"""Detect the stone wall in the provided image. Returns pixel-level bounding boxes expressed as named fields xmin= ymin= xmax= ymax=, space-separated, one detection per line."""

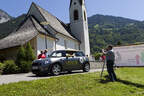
xmin=90 ymin=61 xmax=106 ymax=69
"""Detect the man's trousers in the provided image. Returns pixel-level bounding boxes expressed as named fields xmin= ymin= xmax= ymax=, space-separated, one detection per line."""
xmin=106 ymin=60 xmax=117 ymax=81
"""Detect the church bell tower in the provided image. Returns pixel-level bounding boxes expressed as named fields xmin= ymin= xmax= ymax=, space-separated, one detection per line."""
xmin=69 ymin=0 xmax=90 ymax=56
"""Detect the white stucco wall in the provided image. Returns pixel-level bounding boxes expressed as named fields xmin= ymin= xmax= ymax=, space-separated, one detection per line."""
xmin=56 ymin=34 xmax=79 ymax=50
xmin=37 ymin=34 xmax=55 ymax=55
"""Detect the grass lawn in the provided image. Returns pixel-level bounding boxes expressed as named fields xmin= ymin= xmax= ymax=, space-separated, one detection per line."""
xmin=0 ymin=68 xmax=144 ymax=96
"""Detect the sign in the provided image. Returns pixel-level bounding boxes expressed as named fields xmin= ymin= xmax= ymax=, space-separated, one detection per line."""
xmin=40 ymin=21 xmax=49 ymax=25
xmin=114 ymin=44 xmax=144 ymax=66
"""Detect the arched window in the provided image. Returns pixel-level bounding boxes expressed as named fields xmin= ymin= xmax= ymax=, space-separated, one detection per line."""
xmin=74 ymin=10 xmax=79 ymax=20
xmin=84 ymin=11 xmax=87 ymax=21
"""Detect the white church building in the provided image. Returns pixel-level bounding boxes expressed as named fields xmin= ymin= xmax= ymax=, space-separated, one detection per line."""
xmin=0 ymin=0 xmax=90 ymax=59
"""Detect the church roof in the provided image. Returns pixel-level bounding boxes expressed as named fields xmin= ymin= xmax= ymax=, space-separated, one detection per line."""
xmin=0 ymin=16 xmax=56 ymax=50
xmin=32 ymin=3 xmax=78 ymax=41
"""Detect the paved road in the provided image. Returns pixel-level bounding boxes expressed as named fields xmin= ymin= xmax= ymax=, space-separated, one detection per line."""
xmin=0 ymin=69 xmax=103 ymax=85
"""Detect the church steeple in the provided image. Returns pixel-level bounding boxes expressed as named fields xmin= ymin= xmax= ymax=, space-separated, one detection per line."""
xmin=69 ymin=0 xmax=90 ymax=56
xmin=70 ymin=0 xmax=84 ymax=8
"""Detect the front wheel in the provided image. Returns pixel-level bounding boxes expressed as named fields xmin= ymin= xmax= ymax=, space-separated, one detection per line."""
xmin=83 ymin=63 xmax=90 ymax=72
xmin=51 ymin=64 xmax=62 ymax=76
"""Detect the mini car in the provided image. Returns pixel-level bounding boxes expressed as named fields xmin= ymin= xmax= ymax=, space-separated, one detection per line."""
xmin=32 ymin=50 xmax=90 ymax=76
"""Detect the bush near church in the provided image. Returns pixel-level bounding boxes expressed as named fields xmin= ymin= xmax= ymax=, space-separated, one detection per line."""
xmin=0 ymin=62 xmax=4 ymax=74
xmin=16 ymin=42 xmax=36 ymax=73
xmin=0 ymin=42 xmax=36 ymax=74
xmin=2 ymin=60 xmax=19 ymax=74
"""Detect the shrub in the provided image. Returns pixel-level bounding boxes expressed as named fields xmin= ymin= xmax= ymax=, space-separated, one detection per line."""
xmin=19 ymin=60 xmax=32 ymax=73
xmin=0 ymin=62 xmax=4 ymax=74
xmin=3 ymin=60 xmax=19 ymax=74
xmin=16 ymin=46 xmax=26 ymax=65
xmin=25 ymin=42 xmax=36 ymax=61
xmin=93 ymin=53 xmax=102 ymax=60
xmin=16 ymin=43 xmax=36 ymax=73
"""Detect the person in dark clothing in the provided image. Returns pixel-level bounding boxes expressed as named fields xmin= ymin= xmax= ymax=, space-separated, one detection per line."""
xmin=103 ymin=45 xmax=117 ymax=82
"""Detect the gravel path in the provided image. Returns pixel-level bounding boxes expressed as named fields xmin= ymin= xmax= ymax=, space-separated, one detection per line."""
xmin=0 ymin=69 xmax=103 ymax=85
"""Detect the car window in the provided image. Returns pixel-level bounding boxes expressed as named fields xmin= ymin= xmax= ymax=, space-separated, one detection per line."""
xmin=66 ymin=51 xmax=74 ymax=57
xmin=50 ymin=51 xmax=66 ymax=57
xmin=75 ymin=52 xmax=85 ymax=57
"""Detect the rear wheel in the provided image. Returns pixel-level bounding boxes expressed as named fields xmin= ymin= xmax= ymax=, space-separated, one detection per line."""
xmin=51 ymin=64 xmax=62 ymax=76
xmin=83 ymin=63 xmax=90 ymax=72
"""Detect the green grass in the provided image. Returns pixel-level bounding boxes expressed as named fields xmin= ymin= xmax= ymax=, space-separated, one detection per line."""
xmin=1 ymin=68 xmax=144 ymax=96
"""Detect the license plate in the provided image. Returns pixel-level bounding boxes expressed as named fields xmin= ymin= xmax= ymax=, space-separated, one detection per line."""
xmin=32 ymin=66 xmax=38 ymax=70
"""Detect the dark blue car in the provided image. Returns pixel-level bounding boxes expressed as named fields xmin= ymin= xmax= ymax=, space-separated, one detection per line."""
xmin=32 ymin=50 xmax=90 ymax=76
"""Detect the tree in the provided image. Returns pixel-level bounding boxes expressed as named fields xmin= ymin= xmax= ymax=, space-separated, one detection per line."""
xmin=25 ymin=42 xmax=36 ymax=61
xmin=16 ymin=42 xmax=36 ymax=73
xmin=16 ymin=46 xmax=26 ymax=66
xmin=117 ymin=41 xmax=122 ymax=46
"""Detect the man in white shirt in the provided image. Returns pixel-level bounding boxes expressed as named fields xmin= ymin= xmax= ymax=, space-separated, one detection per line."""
xmin=103 ymin=45 xmax=117 ymax=82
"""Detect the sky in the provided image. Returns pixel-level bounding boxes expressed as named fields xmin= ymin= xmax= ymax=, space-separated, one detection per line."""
xmin=0 ymin=0 xmax=144 ymax=23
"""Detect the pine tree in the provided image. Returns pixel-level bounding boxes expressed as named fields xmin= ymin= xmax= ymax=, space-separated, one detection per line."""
xmin=16 ymin=43 xmax=36 ymax=73
xmin=16 ymin=46 xmax=26 ymax=65
xmin=117 ymin=41 xmax=122 ymax=46
xmin=25 ymin=42 xmax=36 ymax=61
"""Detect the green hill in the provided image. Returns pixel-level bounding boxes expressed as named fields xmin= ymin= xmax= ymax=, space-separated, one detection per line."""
xmin=88 ymin=14 xmax=144 ymax=53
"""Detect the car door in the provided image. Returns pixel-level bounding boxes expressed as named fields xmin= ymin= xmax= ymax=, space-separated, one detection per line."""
xmin=71 ymin=56 xmax=82 ymax=70
xmin=73 ymin=52 xmax=85 ymax=70
xmin=62 ymin=51 xmax=79 ymax=70
xmin=63 ymin=56 xmax=77 ymax=70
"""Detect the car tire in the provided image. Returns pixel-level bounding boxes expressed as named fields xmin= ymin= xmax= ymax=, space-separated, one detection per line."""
xmin=83 ymin=63 xmax=90 ymax=72
xmin=51 ymin=64 xmax=62 ymax=76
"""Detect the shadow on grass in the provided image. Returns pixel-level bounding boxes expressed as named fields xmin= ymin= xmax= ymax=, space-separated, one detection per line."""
xmin=99 ymin=75 xmax=144 ymax=89
xmin=28 ymin=71 xmax=83 ymax=77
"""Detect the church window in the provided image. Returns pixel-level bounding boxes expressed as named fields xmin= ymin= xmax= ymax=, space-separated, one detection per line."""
xmin=74 ymin=10 xmax=79 ymax=20
xmin=84 ymin=11 xmax=86 ymax=21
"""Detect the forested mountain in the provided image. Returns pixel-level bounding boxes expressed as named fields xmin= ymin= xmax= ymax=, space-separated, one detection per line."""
xmin=0 ymin=9 xmax=12 ymax=23
xmin=0 ymin=14 xmax=26 ymax=39
xmin=88 ymin=14 xmax=144 ymax=53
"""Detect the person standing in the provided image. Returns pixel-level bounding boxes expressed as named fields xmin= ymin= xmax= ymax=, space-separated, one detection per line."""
xmin=103 ymin=45 xmax=117 ymax=82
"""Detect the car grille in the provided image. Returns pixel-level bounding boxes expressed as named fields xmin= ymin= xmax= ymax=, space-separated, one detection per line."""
xmin=32 ymin=62 xmax=41 ymax=66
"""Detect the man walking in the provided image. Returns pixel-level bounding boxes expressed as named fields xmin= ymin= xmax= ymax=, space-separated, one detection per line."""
xmin=103 ymin=45 xmax=117 ymax=82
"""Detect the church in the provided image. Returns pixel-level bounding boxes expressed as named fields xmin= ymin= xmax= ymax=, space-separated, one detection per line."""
xmin=0 ymin=0 xmax=90 ymax=60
